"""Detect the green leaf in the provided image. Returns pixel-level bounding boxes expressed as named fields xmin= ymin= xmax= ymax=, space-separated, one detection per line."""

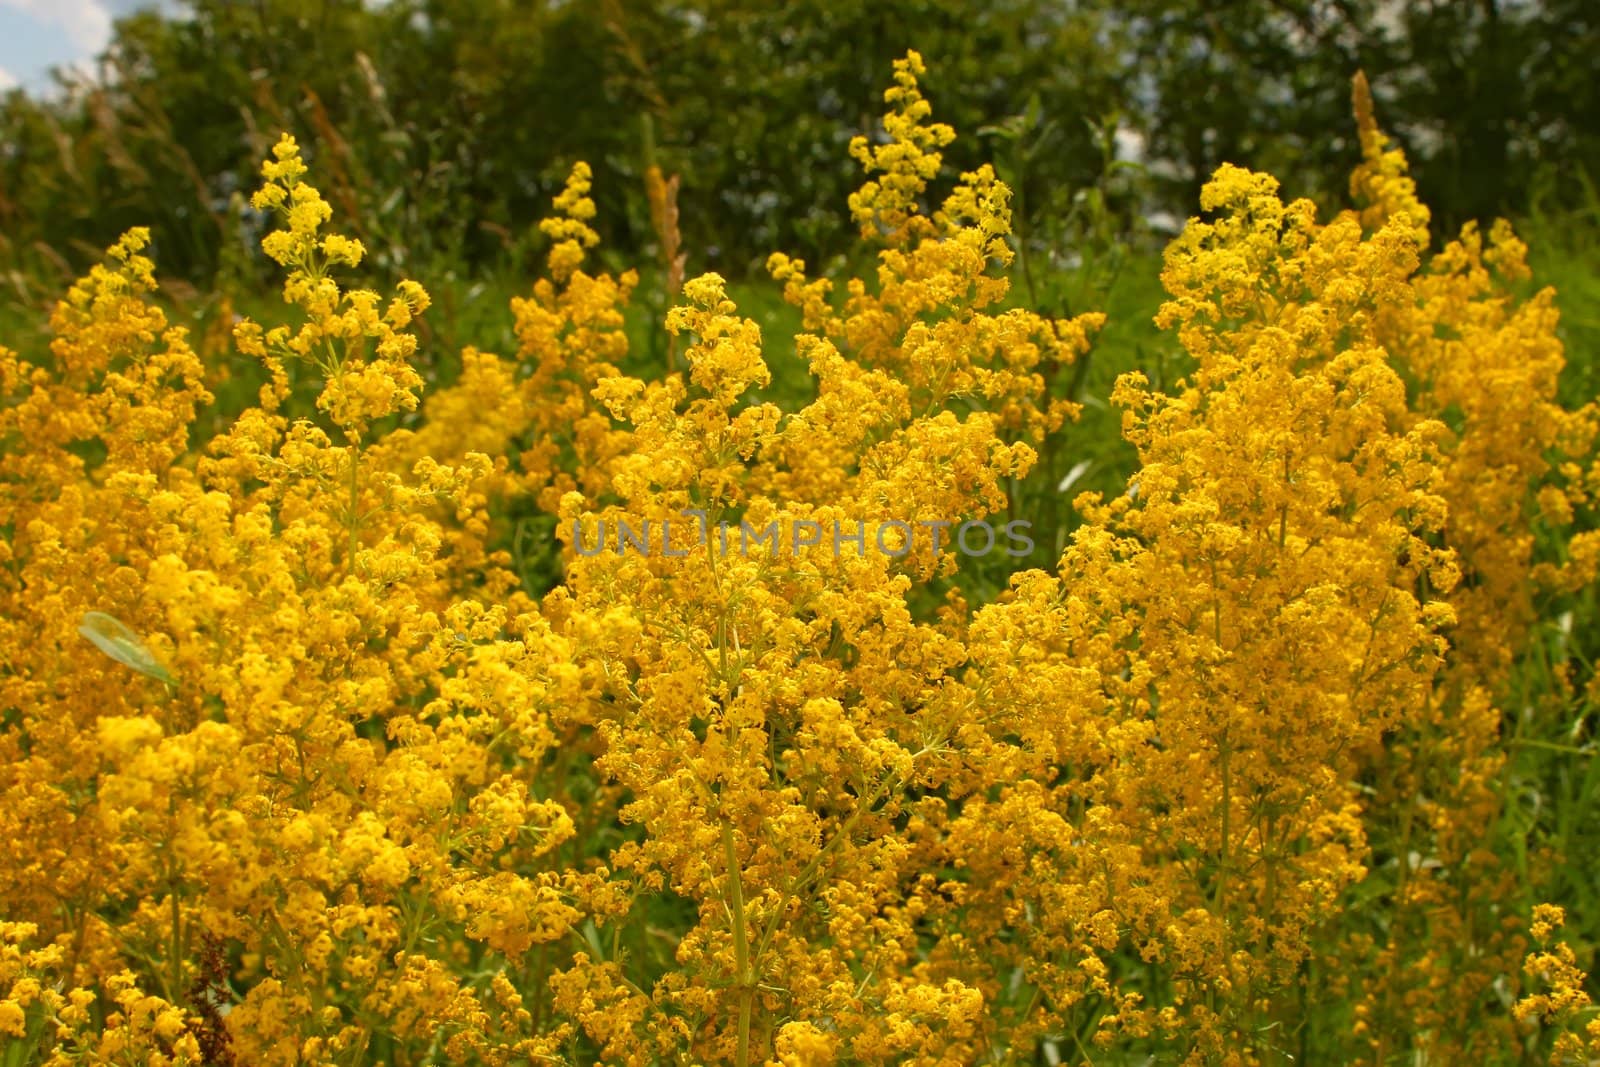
xmin=77 ymin=611 xmax=175 ymax=686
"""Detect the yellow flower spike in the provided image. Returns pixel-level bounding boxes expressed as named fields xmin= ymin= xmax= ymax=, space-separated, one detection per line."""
xmin=541 ymin=162 xmax=602 ymax=283
xmin=1350 ymin=70 xmax=1431 ymax=248
xmin=847 ymin=50 xmax=955 ymax=246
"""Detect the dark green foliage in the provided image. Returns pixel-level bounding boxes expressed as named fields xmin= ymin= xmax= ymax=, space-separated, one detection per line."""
xmin=1 ymin=0 xmax=1594 ymax=296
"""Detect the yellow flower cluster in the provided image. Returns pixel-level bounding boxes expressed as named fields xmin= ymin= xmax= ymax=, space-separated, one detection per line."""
xmin=1516 ymin=905 xmax=1600 ymax=1065
xmin=0 ymin=54 xmax=1594 ymax=1066
xmin=1 ymin=921 xmax=199 ymax=1065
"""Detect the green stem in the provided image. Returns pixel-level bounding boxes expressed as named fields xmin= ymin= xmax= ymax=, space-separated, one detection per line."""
xmin=167 ymin=790 xmax=184 ymax=1003
xmin=170 ymin=883 xmax=183 ymax=1004
xmin=722 ymin=818 xmax=753 ymax=1067
xmin=347 ymin=440 xmax=362 ymax=570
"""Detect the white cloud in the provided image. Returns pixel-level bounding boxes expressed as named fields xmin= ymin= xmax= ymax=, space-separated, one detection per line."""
xmin=0 ymin=65 xmax=16 ymax=90
xmin=0 ymin=0 xmax=113 ymax=55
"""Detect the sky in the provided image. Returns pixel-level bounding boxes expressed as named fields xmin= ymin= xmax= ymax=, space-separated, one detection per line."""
xmin=0 ymin=0 xmax=162 ymax=93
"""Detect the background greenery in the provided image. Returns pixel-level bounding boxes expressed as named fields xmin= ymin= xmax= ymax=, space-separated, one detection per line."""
xmin=2 ymin=0 xmax=1597 ymax=289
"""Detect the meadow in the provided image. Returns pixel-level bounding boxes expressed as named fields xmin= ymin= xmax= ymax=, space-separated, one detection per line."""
xmin=2 ymin=15 xmax=1600 ymax=1066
